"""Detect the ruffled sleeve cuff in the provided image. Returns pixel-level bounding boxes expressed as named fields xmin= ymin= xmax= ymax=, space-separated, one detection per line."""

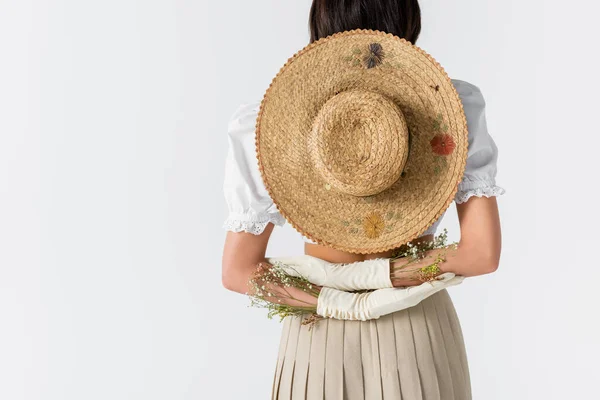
xmin=454 ymin=177 xmax=506 ymax=204
xmin=222 ymin=212 xmax=286 ymax=235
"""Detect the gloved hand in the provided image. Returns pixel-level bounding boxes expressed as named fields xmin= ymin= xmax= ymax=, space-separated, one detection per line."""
xmin=266 ymin=254 xmax=393 ymax=291
xmin=316 ymin=272 xmax=465 ymax=321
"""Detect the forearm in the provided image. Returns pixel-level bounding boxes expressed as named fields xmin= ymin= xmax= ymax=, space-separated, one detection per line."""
xmin=390 ymin=240 xmax=498 ymax=287
xmin=223 ymin=258 xmax=319 ymax=309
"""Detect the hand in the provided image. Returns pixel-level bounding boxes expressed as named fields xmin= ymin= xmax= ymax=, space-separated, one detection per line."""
xmin=266 ymin=255 xmax=393 ymax=291
xmin=316 ymin=272 xmax=465 ymax=321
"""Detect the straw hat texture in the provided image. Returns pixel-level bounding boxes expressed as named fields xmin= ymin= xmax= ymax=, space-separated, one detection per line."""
xmin=255 ymin=29 xmax=468 ymax=254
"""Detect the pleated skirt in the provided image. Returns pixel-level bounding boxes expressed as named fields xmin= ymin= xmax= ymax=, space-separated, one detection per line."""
xmin=271 ymin=289 xmax=471 ymax=400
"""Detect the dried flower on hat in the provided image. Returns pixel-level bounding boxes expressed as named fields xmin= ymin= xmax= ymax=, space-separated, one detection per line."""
xmin=363 ymin=42 xmax=385 ymax=69
xmin=430 ymin=133 xmax=456 ymax=156
xmin=363 ymin=211 xmax=385 ymax=239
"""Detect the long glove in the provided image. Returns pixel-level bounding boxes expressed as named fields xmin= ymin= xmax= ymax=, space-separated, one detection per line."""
xmin=266 ymin=255 xmax=393 ymax=291
xmin=316 ymin=272 xmax=465 ymax=321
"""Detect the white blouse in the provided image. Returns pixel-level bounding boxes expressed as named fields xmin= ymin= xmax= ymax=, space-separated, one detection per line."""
xmin=222 ymin=79 xmax=506 ymax=243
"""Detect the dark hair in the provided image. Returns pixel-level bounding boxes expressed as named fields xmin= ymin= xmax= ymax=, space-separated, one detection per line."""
xmin=309 ymin=0 xmax=421 ymax=44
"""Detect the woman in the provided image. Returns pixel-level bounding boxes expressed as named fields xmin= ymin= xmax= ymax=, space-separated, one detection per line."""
xmin=221 ymin=1 xmax=504 ymax=399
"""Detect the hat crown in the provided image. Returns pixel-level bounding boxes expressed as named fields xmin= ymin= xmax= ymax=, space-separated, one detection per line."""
xmin=308 ymin=89 xmax=409 ymax=197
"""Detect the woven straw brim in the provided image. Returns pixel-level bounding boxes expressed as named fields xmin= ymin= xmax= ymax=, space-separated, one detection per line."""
xmin=256 ymin=29 xmax=468 ymax=254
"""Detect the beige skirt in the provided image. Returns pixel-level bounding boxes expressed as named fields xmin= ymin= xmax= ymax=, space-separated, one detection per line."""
xmin=271 ymin=289 xmax=471 ymax=400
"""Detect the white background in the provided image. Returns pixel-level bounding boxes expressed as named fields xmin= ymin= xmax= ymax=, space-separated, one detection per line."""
xmin=1 ymin=0 xmax=599 ymax=399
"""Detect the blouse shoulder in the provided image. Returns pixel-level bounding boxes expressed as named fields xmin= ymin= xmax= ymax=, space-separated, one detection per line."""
xmin=451 ymin=79 xmax=482 ymax=96
xmin=450 ymin=79 xmax=506 ymax=203
xmin=227 ymin=101 xmax=261 ymax=131
xmin=222 ymin=101 xmax=286 ymax=235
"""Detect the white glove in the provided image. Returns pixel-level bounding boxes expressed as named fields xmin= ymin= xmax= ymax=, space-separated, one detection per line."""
xmin=266 ymin=255 xmax=393 ymax=291
xmin=316 ymin=272 xmax=465 ymax=321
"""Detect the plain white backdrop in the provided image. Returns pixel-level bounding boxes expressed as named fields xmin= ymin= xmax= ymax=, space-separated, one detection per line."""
xmin=1 ymin=0 xmax=599 ymax=399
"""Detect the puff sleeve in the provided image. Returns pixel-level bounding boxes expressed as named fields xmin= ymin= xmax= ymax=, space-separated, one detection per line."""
xmin=453 ymin=80 xmax=506 ymax=204
xmin=222 ymin=101 xmax=286 ymax=234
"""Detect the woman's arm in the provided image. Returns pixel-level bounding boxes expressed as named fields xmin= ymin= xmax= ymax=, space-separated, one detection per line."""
xmin=220 ymin=196 xmax=502 ymax=319
xmin=390 ymin=196 xmax=502 ymax=287
xmin=221 ymin=223 xmax=319 ymax=308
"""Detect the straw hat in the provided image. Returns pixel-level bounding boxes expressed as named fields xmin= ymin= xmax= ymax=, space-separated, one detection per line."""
xmin=255 ymin=29 xmax=468 ymax=254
